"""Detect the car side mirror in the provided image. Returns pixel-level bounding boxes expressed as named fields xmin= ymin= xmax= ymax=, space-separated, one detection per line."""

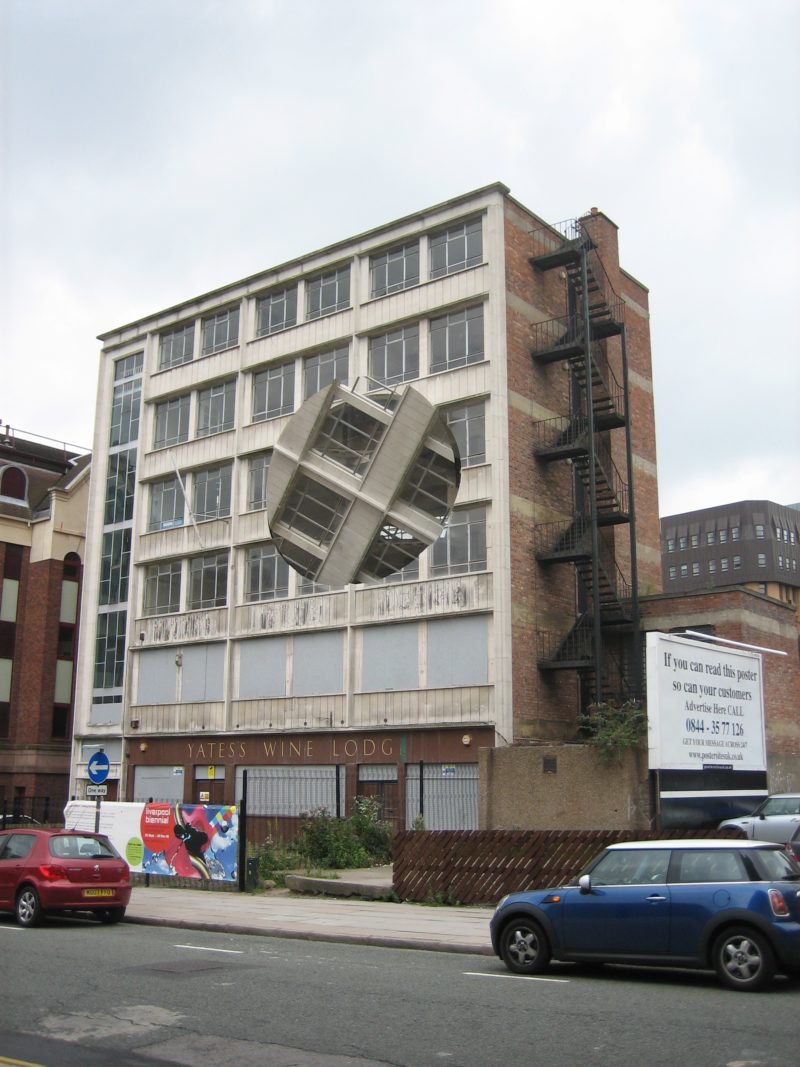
xmin=578 ymin=874 xmax=592 ymax=895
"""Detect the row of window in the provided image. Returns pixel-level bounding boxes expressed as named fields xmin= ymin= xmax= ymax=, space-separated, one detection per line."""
xmin=143 ymin=399 xmax=486 ymax=535
xmin=666 ymin=524 xmax=798 ymax=551
xmin=141 ymin=504 xmax=488 ymax=616
xmin=157 ymin=217 xmax=483 ymax=371
xmin=667 ymin=554 xmax=799 ymax=580
xmin=150 ymin=307 xmax=485 ymax=452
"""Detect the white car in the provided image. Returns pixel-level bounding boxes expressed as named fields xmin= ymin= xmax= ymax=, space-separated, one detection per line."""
xmin=719 ymin=794 xmax=800 ymax=843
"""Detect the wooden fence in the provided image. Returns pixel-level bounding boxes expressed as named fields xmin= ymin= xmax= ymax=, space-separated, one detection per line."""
xmin=392 ymin=828 xmax=744 ymax=905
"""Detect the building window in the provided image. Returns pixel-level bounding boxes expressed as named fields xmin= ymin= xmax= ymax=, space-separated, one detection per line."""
xmin=666 ymin=537 xmax=675 ymax=552
xmin=245 ymin=543 xmax=289 ymax=602
xmin=189 ymin=551 xmax=229 ymax=609
xmin=365 ymin=524 xmax=426 ymax=580
xmin=755 ymin=524 xmax=765 ymax=539
xmin=680 ymin=564 xmax=688 ymax=577
xmin=757 ymin=553 xmax=767 ymax=567
xmin=721 ymin=557 xmax=729 ymax=571
xmin=99 ymin=529 xmax=131 ymax=606
xmin=149 ymin=477 xmax=185 ymax=531
xmin=369 ymin=324 xmax=419 ymax=386
xmin=733 ymin=555 xmax=742 ymax=569
xmin=775 ymin=527 xmax=783 ymax=541
xmin=690 ymin=533 xmax=699 ymax=548
xmin=104 ymin=449 xmax=137 ymax=525
xmin=256 ymin=287 xmax=297 ymax=337
xmin=143 ymin=561 xmax=182 ymax=616
xmin=429 ymin=217 xmax=482 ymax=279
xmin=304 ymin=345 xmax=349 ymax=399
xmin=719 ymin=529 xmax=728 ymax=543
xmin=306 ymin=266 xmax=350 ymax=320
xmin=202 ymin=307 xmax=240 ymax=354
xmin=154 ymin=394 xmax=190 ymax=448
xmin=668 ymin=566 xmax=677 ymax=580
xmin=114 ymin=353 xmax=143 ymax=381
xmin=197 ymin=380 xmax=235 ymax=438
xmin=731 ymin=526 xmax=740 ymax=541
xmin=778 ymin=555 xmax=783 ymax=568
xmin=692 ymin=561 xmax=700 ymax=576
xmin=110 ymin=378 xmax=142 ymax=447
xmin=444 ymin=401 xmax=485 ymax=468
xmin=94 ymin=610 xmax=127 ymax=689
xmin=706 ymin=531 xmax=715 ymax=545
xmin=159 ymin=323 xmax=195 ymax=370
xmin=311 ymin=402 xmax=386 ymax=477
xmin=430 ymin=505 xmax=486 ymax=576
xmin=0 ymin=466 xmax=26 ymax=500
xmin=429 ymin=305 xmax=484 ymax=373
xmin=708 ymin=559 xmax=717 ymax=574
xmin=399 ymin=447 xmax=458 ymax=522
xmin=757 ymin=582 xmax=767 ymax=594
xmin=253 ymin=363 xmax=295 ymax=421
xmin=51 ymin=705 xmax=70 ymax=739
xmin=193 ymin=464 xmax=232 ymax=521
xmin=280 ymin=475 xmax=349 ymax=548
xmin=370 ymin=242 xmax=420 ymax=297
xmin=247 ymin=452 xmax=272 ymax=511
xmin=678 ymin=536 xmax=687 ymax=550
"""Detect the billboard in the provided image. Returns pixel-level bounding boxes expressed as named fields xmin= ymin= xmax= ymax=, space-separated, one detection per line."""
xmin=64 ymin=800 xmax=238 ymax=882
xmin=645 ymin=632 xmax=766 ymax=773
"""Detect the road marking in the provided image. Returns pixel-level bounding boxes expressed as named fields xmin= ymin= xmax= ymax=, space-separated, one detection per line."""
xmin=0 ymin=927 xmax=24 ymax=934
xmin=0 ymin=1056 xmax=46 ymax=1067
xmin=174 ymin=943 xmax=243 ymax=954
xmin=464 ymin=971 xmax=570 ymax=984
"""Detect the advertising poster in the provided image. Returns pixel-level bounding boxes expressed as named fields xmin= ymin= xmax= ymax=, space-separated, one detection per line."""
xmin=65 ymin=801 xmax=238 ymax=882
xmin=645 ymin=632 xmax=767 ymax=773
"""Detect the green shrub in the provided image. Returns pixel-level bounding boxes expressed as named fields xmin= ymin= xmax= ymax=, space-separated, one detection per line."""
xmin=580 ymin=699 xmax=647 ymax=756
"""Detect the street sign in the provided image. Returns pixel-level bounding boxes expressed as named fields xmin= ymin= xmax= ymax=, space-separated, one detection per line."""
xmin=87 ymin=751 xmax=110 ymax=785
xmin=86 ymin=785 xmax=108 ymax=797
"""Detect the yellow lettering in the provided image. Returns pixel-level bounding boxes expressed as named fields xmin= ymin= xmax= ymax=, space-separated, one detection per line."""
xmin=363 ymin=739 xmax=375 ymax=757
xmin=289 ymin=740 xmax=302 ymax=758
xmin=381 ymin=738 xmax=393 ymax=756
xmin=263 ymin=740 xmax=277 ymax=758
xmin=344 ymin=739 xmax=358 ymax=758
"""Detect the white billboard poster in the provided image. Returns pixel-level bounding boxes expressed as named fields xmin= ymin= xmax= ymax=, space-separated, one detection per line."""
xmin=646 ymin=632 xmax=766 ymax=772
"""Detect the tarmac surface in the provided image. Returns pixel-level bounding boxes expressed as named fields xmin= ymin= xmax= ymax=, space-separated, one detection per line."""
xmin=125 ymin=866 xmax=495 ymax=956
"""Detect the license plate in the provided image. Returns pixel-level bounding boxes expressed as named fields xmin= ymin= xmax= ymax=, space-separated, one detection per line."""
xmin=83 ymin=889 xmax=114 ymax=898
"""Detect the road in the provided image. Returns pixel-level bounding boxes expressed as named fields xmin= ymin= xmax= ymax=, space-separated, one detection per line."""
xmin=0 ymin=915 xmax=797 ymax=1067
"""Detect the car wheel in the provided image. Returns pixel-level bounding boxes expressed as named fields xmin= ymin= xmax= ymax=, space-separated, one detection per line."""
xmin=499 ymin=919 xmax=552 ymax=975
xmin=15 ymin=886 xmax=43 ymax=928
xmin=98 ymin=907 xmax=126 ymax=924
xmin=713 ymin=927 xmax=776 ymax=992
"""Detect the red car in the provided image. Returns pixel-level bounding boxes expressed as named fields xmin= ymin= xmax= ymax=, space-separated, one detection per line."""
xmin=0 ymin=828 xmax=131 ymax=927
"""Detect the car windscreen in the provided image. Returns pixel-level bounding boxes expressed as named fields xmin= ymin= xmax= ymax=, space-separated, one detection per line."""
xmin=49 ymin=835 xmax=120 ymax=860
xmin=748 ymin=847 xmax=800 ymax=881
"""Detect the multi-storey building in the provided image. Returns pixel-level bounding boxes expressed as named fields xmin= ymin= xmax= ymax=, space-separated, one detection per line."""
xmin=70 ymin=183 xmax=660 ymax=829
xmin=0 ymin=425 xmax=89 ymax=817
xmin=661 ymin=502 xmax=800 ymax=617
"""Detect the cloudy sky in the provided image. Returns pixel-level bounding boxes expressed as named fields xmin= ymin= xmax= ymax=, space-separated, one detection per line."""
xmin=2 ymin=0 xmax=798 ymax=516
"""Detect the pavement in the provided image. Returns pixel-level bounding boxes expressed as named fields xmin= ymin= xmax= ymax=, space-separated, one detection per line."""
xmin=125 ymin=866 xmax=494 ymax=956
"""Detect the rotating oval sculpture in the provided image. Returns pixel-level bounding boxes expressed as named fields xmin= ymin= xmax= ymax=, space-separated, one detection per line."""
xmin=265 ymin=382 xmax=461 ymax=587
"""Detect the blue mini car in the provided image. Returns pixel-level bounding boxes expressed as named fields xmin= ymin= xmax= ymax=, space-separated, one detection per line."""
xmin=490 ymin=839 xmax=800 ymax=991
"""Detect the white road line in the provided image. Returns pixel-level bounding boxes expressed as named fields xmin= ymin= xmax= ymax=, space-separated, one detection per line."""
xmin=174 ymin=943 xmax=243 ymax=954
xmin=464 ymin=971 xmax=570 ymax=984
xmin=0 ymin=927 xmax=24 ymax=934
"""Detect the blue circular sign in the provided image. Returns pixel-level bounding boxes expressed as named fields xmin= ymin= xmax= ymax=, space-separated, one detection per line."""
xmin=87 ymin=751 xmax=110 ymax=785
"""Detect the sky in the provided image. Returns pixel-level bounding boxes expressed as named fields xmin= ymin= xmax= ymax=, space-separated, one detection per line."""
xmin=2 ymin=0 xmax=798 ymax=517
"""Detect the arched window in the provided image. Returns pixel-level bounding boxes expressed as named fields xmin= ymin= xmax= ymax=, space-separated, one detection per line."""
xmin=0 ymin=466 xmax=26 ymax=500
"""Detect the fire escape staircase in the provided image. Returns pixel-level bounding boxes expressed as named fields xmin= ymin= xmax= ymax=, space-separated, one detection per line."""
xmin=529 ymin=218 xmax=642 ymax=704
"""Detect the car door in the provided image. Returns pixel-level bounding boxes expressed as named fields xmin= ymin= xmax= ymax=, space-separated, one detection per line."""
xmin=560 ymin=848 xmax=671 ymax=957
xmin=0 ymin=833 xmax=36 ymax=907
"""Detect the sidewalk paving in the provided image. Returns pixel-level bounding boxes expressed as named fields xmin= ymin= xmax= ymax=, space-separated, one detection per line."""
xmin=125 ymin=867 xmax=494 ymax=956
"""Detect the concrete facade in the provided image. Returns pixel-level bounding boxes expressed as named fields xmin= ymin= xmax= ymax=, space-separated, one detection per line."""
xmin=70 ymin=184 xmax=659 ymax=828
